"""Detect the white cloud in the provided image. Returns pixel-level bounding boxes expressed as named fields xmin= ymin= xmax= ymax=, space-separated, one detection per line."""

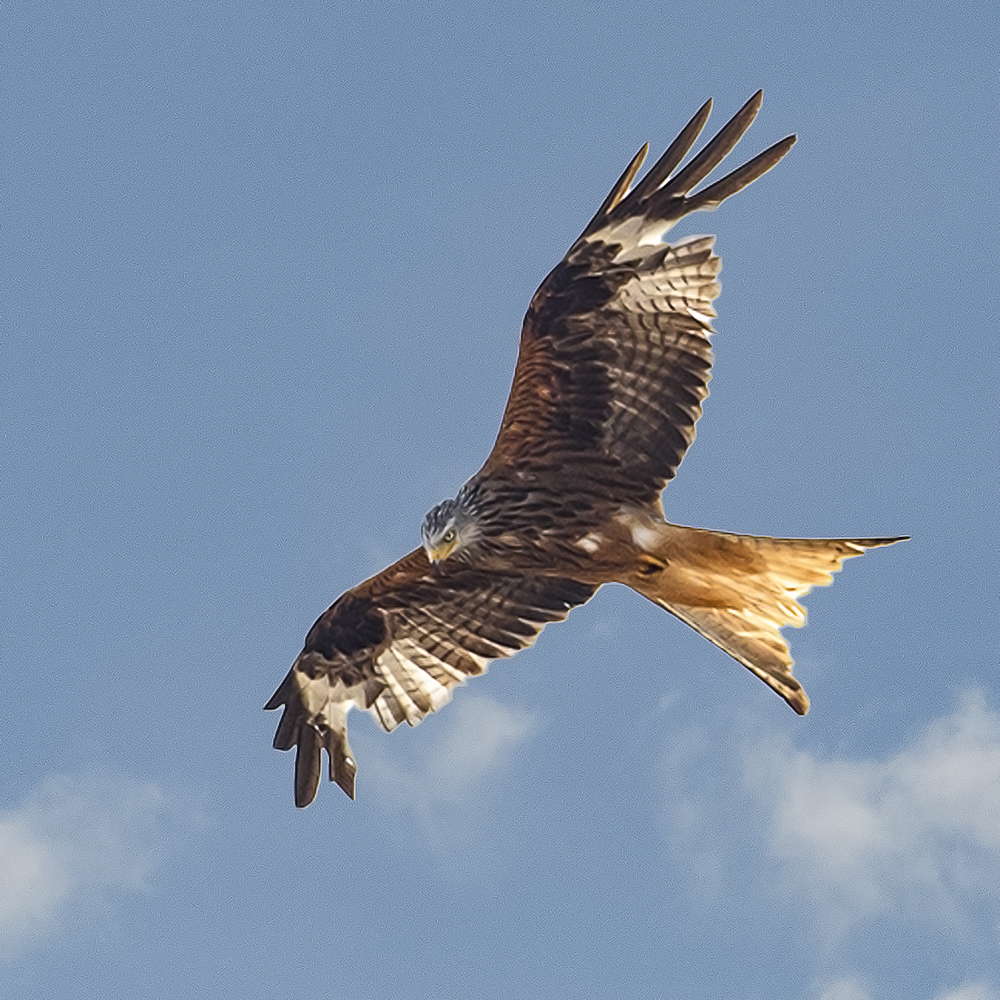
xmin=366 ymin=693 xmax=536 ymax=805
xmin=744 ymin=691 xmax=1000 ymax=938
xmin=360 ymin=694 xmax=537 ymax=856
xmin=0 ymin=772 xmax=198 ymax=958
xmin=811 ymin=978 xmax=1000 ymax=1000
xmin=934 ymin=986 xmax=1000 ymax=1000
xmin=814 ymin=977 xmax=872 ymax=1000
xmin=657 ymin=690 xmax=1000 ymax=993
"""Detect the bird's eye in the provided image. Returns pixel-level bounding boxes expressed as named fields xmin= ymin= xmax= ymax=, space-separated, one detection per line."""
xmin=443 ymin=529 xmax=456 ymax=543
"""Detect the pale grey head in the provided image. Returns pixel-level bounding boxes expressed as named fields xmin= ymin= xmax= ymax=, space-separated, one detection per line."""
xmin=420 ymin=493 xmax=480 ymax=563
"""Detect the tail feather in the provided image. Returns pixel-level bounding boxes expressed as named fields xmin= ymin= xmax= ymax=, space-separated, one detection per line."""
xmin=663 ymin=603 xmax=811 ymax=713
xmin=631 ymin=527 xmax=907 ymax=713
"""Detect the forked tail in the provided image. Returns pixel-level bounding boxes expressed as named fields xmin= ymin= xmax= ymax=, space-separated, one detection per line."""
xmin=629 ymin=525 xmax=907 ymax=713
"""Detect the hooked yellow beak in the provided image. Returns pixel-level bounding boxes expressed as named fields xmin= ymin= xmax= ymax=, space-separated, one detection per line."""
xmin=424 ymin=536 xmax=458 ymax=563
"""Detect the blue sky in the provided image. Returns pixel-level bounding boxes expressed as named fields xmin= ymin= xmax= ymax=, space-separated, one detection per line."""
xmin=3 ymin=1 xmax=998 ymax=997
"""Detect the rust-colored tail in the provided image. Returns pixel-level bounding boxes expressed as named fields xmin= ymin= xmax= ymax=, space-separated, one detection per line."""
xmin=628 ymin=525 xmax=907 ymax=713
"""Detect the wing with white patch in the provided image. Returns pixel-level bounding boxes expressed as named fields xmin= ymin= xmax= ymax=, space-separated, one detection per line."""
xmin=482 ymin=92 xmax=795 ymax=503
xmin=265 ymin=548 xmax=596 ymax=806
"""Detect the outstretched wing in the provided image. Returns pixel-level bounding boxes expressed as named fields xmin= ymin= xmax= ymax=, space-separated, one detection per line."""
xmin=265 ymin=548 xmax=596 ymax=806
xmin=482 ymin=91 xmax=796 ymax=503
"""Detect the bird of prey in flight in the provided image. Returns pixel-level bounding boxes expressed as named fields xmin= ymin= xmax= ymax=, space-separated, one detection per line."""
xmin=266 ymin=91 xmax=906 ymax=806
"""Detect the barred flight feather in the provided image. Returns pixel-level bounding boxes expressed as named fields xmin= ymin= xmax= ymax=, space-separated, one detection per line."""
xmin=267 ymin=551 xmax=596 ymax=804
